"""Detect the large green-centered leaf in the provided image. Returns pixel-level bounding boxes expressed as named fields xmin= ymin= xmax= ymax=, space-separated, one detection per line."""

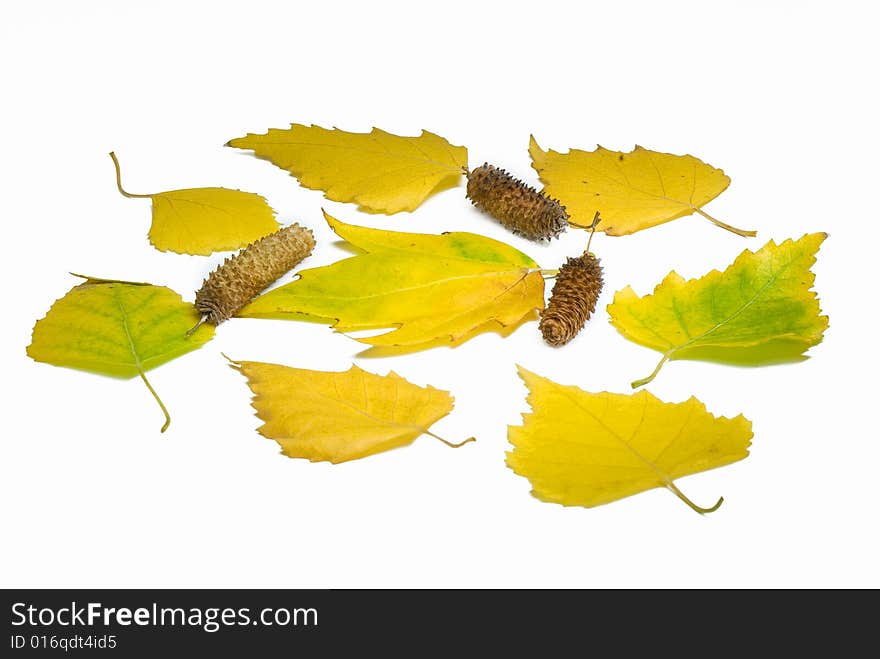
xmin=608 ymin=233 xmax=828 ymax=387
xmin=27 ymin=276 xmax=215 ymax=431
xmin=239 ymin=211 xmax=545 ymax=352
xmin=226 ymin=125 xmax=468 ymax=214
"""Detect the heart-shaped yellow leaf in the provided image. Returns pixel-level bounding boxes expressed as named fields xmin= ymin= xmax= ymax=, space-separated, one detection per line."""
xmin=110 ymin=152 xmax=280 ymax=255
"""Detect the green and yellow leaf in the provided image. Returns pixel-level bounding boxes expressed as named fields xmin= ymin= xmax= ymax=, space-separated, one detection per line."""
xmin=529 ymin=137 xmax=754 ymax=237
xmin=227 ymin=125 xmax=468 ymax=214
xmin=110 ymin=152 xmax=279 ymax=255
xmin=230 ymin=360 xmax=470 ymax=463
xmin=608 ymin=233 xmax=828 ymax=387
xmin=27 ymin=276 xmax=215 ymax=431
xmin=239 ymin=211 xmax=545 ymax=351
xmin=507 ymin=367 xmax=753 ymax=512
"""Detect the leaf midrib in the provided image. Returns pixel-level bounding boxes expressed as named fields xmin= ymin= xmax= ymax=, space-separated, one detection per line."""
xmin=555 ymin=388 xmax=674 ymax=487
xmin=277 ymin=268 xmax=534 ymax=303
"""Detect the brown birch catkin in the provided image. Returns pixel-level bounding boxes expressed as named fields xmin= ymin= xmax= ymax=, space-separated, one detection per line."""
xmin=194 ymin=223 xmax=315 ymax=326
xmin=539 ymin=252 xmax=604 ymax=346
xmin=466 ymin=163 xmax=568 ymax=241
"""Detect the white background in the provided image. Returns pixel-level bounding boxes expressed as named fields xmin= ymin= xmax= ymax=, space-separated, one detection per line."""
xmin=2 ymin=1 xmax=877 ymax=588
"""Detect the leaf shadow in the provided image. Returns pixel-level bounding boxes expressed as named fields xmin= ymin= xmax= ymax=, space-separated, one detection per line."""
xmin=673 ymin=337 xmax=817 ymax=366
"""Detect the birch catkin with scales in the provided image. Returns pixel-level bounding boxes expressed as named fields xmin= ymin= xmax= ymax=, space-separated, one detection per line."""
xmin=194 ymin=223 xmax=315 ymax=325
xmin=539 ymin=252 xmax=604 ymax=346
xmin=466 ymin=164 xmax=568 ymax=241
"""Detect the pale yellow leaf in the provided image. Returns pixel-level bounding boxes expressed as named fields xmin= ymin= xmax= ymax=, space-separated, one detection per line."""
xmin=110 ymin=152 xmax=279 ymax=255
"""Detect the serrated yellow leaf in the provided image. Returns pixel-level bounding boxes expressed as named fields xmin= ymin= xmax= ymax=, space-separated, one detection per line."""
xmin=27 ymin=276 xmax=215 ymax=431
xmin=110 ymin=152 xmax=279 ymax=255
xmin=239 ymin=211 xmax=545 ymax=351
xmin=230 ymin=360 xmax=468 ymax=463
xmin=506 ymin=367 xmax=753 ymax=512
xmin=609 ymin=233 xmax=828 ymax=387
xmin=529 ymin=137 xmax=754 ymax=237
xmin=227 ymin=125 xmax=468 ymax=214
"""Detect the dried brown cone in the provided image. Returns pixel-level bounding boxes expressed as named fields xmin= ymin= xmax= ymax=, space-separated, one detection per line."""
xmin=194 ymin=223 xmax=315 ymax=326
xmin=466 ymin=163 xmax=568 ymax=241
xmin=539 ymin=252 xmax=604 ymax=346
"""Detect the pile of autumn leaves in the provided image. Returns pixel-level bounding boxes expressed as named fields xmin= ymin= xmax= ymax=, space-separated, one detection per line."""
xmin=27 ymin=125 xmax=827 ymax=513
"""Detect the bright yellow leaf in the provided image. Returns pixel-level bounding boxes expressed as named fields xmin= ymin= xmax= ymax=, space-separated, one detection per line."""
xmin=507 ymin=367 xmax=753 ymax=513
xmin=230 ymin=360 xmax=471 ymax=463
xmin=529 ymin=137 xmax=754 ymax=237
xmin=110 ymin=152 xmax=280 ymax=255
xmin=239 ymin=211 xmax=545 ymax=351
xmin=608 ymin=233 xmax=828 ymax=387
xmin=27 ymin=276 xmax=215 ymax=431
xmin=227 ymin=125 xmax=468 ymax=214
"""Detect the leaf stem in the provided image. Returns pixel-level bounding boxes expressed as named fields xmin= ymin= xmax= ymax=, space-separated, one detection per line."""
xmin=137 ymin=368 xmax=171 ymax=433
xmin=693 ymin=208 xmax=756 ymax=238
xmin=424 ymin=429 xmax=476 ymax=449
xmin=666 ymin=482 xmax=724 ymax=514
xmin=539 ymin=268 xmax=559 ymax=278
xmin=109 ymin=151 xmax=151 ymax=199
xmin=631 ymin=352 xmax=671 ymax=389
xmin=186 ymin=314 xmax=209 ymax=337
xmin=585 ymin=211 xmax=601 ymax=253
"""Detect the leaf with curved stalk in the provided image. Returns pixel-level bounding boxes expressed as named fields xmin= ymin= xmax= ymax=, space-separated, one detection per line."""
xmin=27 ymin=276 xmax=215 ymax=432
xmin=506 ymin=367 xmax=753 ymax=513
xmin=110 ymin=152 xmax=279 ymax=255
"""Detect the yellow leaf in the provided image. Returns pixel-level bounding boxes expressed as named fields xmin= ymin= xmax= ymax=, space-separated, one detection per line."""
xmin=239 ymin=211 xmax=545 ymax=351
xmin=27 ymin=276 xmax=215 ymax=431
xmin=227 ymin=125 xmax=468 ymax=214
xmin=608 ymin=233 xmax=828 ymax=388
xmin=110 ymin=152 xmax=280 ymax=255
xmin=506 ymin=367 xmax=753 ymax=513
xmin=529 ymin=137 xmax=755 ymax=237
xmin=230 ymin=360 xmax=471 ymax=463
